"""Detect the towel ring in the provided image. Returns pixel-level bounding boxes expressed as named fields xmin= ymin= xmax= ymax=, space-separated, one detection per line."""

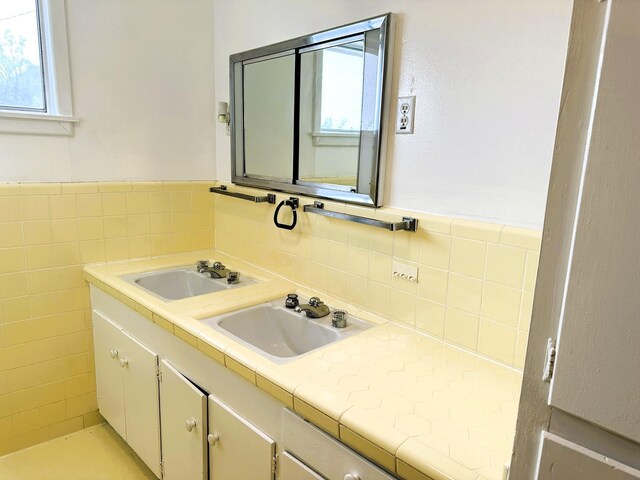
xmin=273 ymin=197 xmax=299 ymax=230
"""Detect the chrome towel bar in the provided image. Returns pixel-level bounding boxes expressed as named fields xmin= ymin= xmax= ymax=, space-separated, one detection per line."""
xmin=210 ymin=185 xmax=276 ymax=204
xmin=303 ymin=201 xmax=418 ymax=232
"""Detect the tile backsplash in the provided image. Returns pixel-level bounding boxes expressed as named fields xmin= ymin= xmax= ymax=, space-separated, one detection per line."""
xmin=213 ymin=185 xmax=540 ymax=371
xmin=0 ymin=179 xmax=539 ymax=456
xmin=0 ymin=181 xmax=213 ymax=456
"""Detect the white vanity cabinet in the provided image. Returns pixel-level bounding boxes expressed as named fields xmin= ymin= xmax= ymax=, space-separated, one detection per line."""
xmin=159 ymin=360 xmax=208 ymax=480
xmin=160 ymin=358 xmax=278 ymax=480
xmin=208 ymin=395 xmax=276 ymax=480
xmin=90 ymin=286 xmax=398 ymax=480
xmin=93 ymin=311 xmax=162 ymax=478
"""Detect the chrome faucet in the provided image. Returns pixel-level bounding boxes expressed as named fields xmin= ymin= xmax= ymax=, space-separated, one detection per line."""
xmin=295 ymin=297 xmax=330 ymax=319
xmin=196 ymin=260 xmax=231 ymax=279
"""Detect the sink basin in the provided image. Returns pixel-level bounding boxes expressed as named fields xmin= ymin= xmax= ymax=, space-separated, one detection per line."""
xmin=201 ymin=301 xmax=371 ymax=363
xmin=123 ymin=267 xmax=257 ymax=301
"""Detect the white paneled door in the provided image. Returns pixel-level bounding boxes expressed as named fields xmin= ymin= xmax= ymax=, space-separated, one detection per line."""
xmin=92 ymin=311 xmax=161 ymax=478
xmin=160 ymin=360 xmax=208 ymax=480
xmin=208 ymin=395 xmax=276 ymax=480
xmin=93 ymin=312 xmax=126 ymax=439
xmin=119 ymin=328 xmax=161 ymax=478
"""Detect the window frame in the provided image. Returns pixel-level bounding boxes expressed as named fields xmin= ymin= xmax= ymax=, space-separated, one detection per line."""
xmin=0 ymin=0 xmax=77 ymax=136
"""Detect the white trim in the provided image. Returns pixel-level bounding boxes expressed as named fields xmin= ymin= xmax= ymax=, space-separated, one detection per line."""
xmin=41 ymin=0 xmax=74 ymax=117
xmin=0 ymin=0 xmax=76 ymax=136
xmin=0 ymin=111 xmax=78 ymax=122
xmin=0 ymin=113 xmax=76 ymax=136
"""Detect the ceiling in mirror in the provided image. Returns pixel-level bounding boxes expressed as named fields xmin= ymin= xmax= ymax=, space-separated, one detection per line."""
xmin=230 ymin=14 xmax=393 ymax=207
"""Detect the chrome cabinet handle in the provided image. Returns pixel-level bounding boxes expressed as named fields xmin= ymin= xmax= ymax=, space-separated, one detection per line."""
xmin=109 ymin=349 xmax=118 ymax=359
xmin=344 ymin=474 xmax=361 ymax=480
xmin=119 ymin=358 xmax=129 ymax=368
xmin=207 ymin=433 xmax=220 ymax=446
xmin=185 ymin=419 xmax=197 ymax=432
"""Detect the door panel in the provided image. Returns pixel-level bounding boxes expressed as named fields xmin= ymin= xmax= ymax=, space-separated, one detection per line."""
xmin=538 ymin=433 xmax=640 ymax=480
xmin=547 ymin=0 xmax=640 ymax=444
xmin=92 ymin=311 xmax=126 ymax=439
xmin=208 ymin=395 xmax=275 ymax=480
xmin=120 ymin=329 xmax=161 ymax=478
xmin=160 ymin=360 xmax=208 ymax=480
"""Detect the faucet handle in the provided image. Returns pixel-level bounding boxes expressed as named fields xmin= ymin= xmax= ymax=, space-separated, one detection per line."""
xmin=332 ymin=310 xmax=348 ymax=328
xmin=308 ymin=297 xmax=323 ymax=307
xmin=285 ymin=293 xmax=299 ymax=309
xmin=227 ymin=271 xmax=240 ymax=284
xmin=197 ymin=260 xmax=209 ymax=268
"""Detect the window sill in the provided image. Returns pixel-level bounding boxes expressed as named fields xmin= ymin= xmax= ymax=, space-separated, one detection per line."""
xmin=311 ymin=131 xmax=360 ymax=147
xmin=0 ymin=111 xmax=79 ymax=136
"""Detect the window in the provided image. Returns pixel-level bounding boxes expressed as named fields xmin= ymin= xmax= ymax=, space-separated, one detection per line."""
xmin=0 ymin=0 xmax=76 ymax=135
xmin=0 ymin=0 xmax=45 ymax=111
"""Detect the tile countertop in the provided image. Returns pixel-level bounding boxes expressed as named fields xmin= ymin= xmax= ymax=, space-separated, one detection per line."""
xmin=83 ymin=251 xmax=522 ymax=480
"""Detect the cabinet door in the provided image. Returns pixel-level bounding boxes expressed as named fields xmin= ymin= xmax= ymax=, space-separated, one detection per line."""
xmin=281 ymin=452 xmax=326 ymax=480
xmin=160 ymin=360 xmax=208 ymax=480
xmin=208 ymin=395 xmax=275 ymax=480
xmin=92 ymin=311 xmax=126 ymax=439
xmin=120 ymin=329 xmax=162 ymax=478
xmin=545 ymin=0 xmax=640 ymax=445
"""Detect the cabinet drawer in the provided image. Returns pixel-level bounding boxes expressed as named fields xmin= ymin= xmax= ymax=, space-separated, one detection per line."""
xmin=281 ymin=452 xmax=326 ymax=480
xmin=282 ymin=409 xmax=396 ymax=480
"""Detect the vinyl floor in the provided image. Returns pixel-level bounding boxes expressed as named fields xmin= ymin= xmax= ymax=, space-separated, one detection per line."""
xmin=0 ymin=424 xmax=156 ymax=480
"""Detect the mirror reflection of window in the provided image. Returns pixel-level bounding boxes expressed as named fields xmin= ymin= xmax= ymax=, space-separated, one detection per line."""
xmin=319 ymin=41 xmax=364 ymax=133
xmin=298 ymin=38 xmax=364 ymax=192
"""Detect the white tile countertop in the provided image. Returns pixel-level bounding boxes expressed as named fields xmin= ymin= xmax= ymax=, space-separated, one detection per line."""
xmin=83 ymin=251 xmax=521 ymax=480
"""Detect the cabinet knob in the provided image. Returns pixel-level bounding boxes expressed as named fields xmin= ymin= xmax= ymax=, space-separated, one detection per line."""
xmin=185 ymin=419 xmax=197 ymax=432
xmin=119 ymin=358 xmax=129 ymax=368
xmin=344 ymin=474 xmax=361 ymax=480
xmin=109 ymin=349 xmax=118 ymax=359
xmin=207 ymin=433 xmax=220 ymax=446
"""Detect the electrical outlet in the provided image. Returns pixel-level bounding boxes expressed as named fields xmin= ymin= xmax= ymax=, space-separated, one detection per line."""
xmin=392 ymin=260 xmax=418 ymax=282
xmin=396 ymin=95 xmax=415 ymax=134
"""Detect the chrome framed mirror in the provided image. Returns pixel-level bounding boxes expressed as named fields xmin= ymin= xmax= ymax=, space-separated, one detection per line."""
xmin=230 ymin=14 xmax=393 ymax=207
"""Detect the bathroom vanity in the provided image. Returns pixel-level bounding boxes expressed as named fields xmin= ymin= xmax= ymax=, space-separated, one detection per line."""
xmin=85 ymin=251 xmax=521 ymax=480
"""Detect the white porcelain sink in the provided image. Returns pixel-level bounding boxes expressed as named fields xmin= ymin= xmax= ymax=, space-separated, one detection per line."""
xmin=201 ymin=301 xmax=371 ymax=363
xmin=123 ymin=267 xmax=257 ymax=301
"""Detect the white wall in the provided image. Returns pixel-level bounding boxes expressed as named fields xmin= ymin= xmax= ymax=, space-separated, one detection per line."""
xmin=0 ymin=0 xmax=216 ymax=182
xmin=213 ymin=0 xmax=573 ymax=229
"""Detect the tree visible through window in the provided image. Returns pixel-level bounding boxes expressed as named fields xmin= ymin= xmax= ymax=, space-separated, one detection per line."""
xmin=0 ymin=0 xmax=45 ymax=111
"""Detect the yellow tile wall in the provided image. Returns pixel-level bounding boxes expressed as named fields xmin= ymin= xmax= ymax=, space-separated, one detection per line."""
xmin=0 ymin=181 xmax=214 ymax=456
xmin=213 ymin=185 xmax=540 ymax=371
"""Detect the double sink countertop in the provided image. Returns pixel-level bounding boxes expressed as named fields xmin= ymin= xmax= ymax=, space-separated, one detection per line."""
xmin=83 ymin=251 xmax=522 ymax=480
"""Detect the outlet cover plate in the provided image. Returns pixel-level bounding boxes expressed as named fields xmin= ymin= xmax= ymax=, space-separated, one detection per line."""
xmin=396 ymin=95 xmax=416 ymax=134
xmin=392 ymin=260 xmax=418 ymax=282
